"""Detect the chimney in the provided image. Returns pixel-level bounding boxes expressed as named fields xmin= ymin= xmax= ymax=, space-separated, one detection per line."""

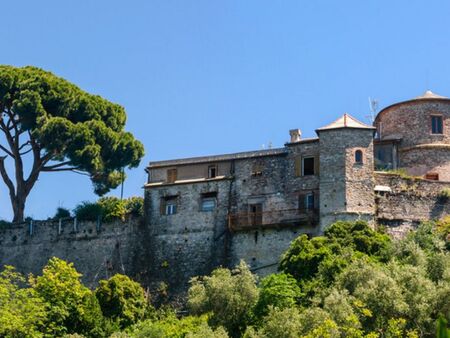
xmin=289 ymin=129 xmax=302 ymax=143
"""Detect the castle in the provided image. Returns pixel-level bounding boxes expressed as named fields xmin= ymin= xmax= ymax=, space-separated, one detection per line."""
xmin=0 ymin=91 xmax=450 ymax=293
xmin=144 ymin=91 xmax=450 ymax=289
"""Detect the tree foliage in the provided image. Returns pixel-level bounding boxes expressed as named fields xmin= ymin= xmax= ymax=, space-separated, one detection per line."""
xmin=0 ymin=65 xmax=144 ymax=221
xmin=96 ymin=274 xmax=147 ymax=329
xmin=31 ymin=257 xmax=104 ymax=337
xmin=187 ymin=261 xmax=259 ymax=337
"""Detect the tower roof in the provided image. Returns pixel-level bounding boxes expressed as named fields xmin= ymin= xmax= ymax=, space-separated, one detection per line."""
xmin=375 ymin=90 xmax=450 ymax=122
xmin=414 ymin=90 xmax=448 ymax=100
xmin=316 ymin=113 xmax=375 ymax=132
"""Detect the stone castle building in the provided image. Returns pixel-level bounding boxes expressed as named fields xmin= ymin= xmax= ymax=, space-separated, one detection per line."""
xmin=1 ymin=91 xmax=450 ymax=294
xmin=144 ymin=91 xmax=450 ymax=290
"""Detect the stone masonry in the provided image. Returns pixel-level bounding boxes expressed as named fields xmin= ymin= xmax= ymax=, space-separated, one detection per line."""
xmin=1 ymin=91 xmax=450 ymax=296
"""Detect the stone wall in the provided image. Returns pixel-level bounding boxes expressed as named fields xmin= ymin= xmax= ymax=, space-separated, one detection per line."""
xmin=145 ymin=179 xmax=232 ymax=293
xmin=0 ymin=218 xmax=145 ymax=288
xmin=319 ymin=128 xmax=375 ymax=230
xmin=374 ymin=172 xmax=450 ymax=237
xmin=375 ymin=99 xmax=450 ymax=180
xmin=229 ymin=226 xmax=315 ymax=276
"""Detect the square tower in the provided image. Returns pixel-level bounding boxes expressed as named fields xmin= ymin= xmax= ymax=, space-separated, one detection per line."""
xmin=317 ymin=114 xmax=376 ymax=230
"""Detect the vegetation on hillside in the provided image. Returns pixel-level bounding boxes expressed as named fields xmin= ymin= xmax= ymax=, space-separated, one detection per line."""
xmin=1 ymin=219 xmax=450 ymax=337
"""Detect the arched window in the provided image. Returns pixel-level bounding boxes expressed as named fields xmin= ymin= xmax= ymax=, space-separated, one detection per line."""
xmin=355 ymin=150 xmax=363 ymax=164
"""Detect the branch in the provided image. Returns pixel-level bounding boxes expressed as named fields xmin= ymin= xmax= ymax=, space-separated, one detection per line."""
xmin=0 ymin=156 xmax=16 ymax=199
xmin=41 ymin=161 xmax=73 ymax=171
xmin=0 ymin=144 xmax=14 ymax=158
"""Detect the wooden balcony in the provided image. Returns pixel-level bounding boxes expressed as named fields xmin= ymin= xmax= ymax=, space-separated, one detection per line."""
xmin=228 ymin=208 xmax=319 ymax=231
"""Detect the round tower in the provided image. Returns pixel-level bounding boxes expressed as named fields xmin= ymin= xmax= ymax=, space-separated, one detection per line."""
xmin=375 ymin=91 xmax=450 ymax=181
xmin=317 ymin=114 xmax=376 ymax=230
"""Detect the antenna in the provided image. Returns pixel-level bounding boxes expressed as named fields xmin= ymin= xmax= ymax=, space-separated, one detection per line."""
xmin=367 ymin=97 xmax=379 ymax=123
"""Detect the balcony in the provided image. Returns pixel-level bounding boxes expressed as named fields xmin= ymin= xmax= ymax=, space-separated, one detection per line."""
xmin=228 ymin=208 xmax=319 ymax=231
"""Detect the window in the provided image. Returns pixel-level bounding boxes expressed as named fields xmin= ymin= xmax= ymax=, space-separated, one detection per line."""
xmin=251 ymin=162 xmax=263 ymax=177
xmin=208 ymin=165 xmax=217 ymax=178
xmin=167 ymin=168 xmax=177 ymax=183
xmin=305 ymin=193 xmax=315 ymax=210
xmin=431 ymin=116 xmax=443 ymax=134
xmin=201 ymin=192 xmax=217 ymax=212
xmin=161 ymin=196 xmax=177 ymax=215
xmin=249 ymin=203 xmax=263 ymax=226
xmin=355 ymin=150 xmax=363 ymax=164
xmin=302 ymin=157 xmax=315 ymax=176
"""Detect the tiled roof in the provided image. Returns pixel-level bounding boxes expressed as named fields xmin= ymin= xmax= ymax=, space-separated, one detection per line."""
xmin=148 ymin=148 xmax=287 ymax=168
xmin=316 ymin=113 xmax=375 ymax=131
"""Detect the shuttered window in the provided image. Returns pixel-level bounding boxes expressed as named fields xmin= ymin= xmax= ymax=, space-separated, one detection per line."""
xmin=167 ymin=168 xmax=177 ymax=183
xmin=160 ymin=196 xmax=178 ymax=215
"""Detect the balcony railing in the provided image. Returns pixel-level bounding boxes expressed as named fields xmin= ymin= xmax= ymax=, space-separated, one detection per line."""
xmin=228 ymin=208 xmax=319 ymax=231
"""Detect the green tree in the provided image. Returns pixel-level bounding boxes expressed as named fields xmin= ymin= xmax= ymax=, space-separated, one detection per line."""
xmin=0 ymin=65 xmax=144 ymax=222
xmin=31 ymin=257 xmax=104 ymax=337
xmin=187 ymin=261 xmax=259 ymax=337
xmin=253 ymin=273 xmax=301 ymax=319
xmin=0 ymin=266 xmax=46 ymax=337
xmin=95 ymin=274 xmax=147 ymax=329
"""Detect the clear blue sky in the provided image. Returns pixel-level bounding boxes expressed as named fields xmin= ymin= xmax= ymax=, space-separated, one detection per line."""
xmin=1 ymin=0 xmax=450 ymax=220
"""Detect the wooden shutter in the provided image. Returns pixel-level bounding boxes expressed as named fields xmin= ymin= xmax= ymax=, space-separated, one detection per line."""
xmin=298 ymin=193 xmax=306 ymax=212
xmin=314 ymin=156 xmax=320 ymax=176
xmin=160 ymin=198 xmax=166 ymax=215
xmin=167 ymin=169 xmax=177 ymax=183
xmin=294 ymin=157 xmax=301 ymax=177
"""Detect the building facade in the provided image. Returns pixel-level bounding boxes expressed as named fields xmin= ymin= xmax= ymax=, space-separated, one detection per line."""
xmin=144 ymin=91 xmax=450 ymax=291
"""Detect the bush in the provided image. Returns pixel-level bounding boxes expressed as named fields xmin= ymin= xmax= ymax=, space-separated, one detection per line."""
xmin=254 ymin=273 xmax=301 ymax=319
xmin=188 ymin=261 xmax=259 ymax=337
xmin=97 ymin=196 xmax=127 ymax=222
xmin=125 ymin=197 xmax=144 ymax=217
xmin=95 ymin=274 xmax=147 ymax=329
xmin=0 ymin=266 xmax=47 ymax=337
xmin=54 ymin=207 xmax=71 ymax=219
xmin=438 ymin=189 xmax=450 ymax=203
xmin=31 ymin=257 xmax=105 ymax=337
xmin=74 ymin=201 xmax=103 ymax=221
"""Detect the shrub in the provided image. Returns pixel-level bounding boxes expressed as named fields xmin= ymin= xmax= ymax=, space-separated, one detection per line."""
xmin=0 ymin=266 xmax=47 ymax=337
xmin=95 ymin=274 xmax=147 ymax=329
xmin=74 ymin=201 xmax=103 ymax=221
xmin=54 ymin=207 xmax=71 ymax=219
xmin=188 ymin=261 xmax=259 ymax=337
xmin=254 ymin=273 xmax=301 ymax=319
xmin=31 ymin=257 xmax=104 ymax=337
xmin=125 ymin=197 xmax=144 ymax=217
xmin=97 ymin=196 xmax=127 ymax=222
xmin=438 ymin=189 xmax=450 ymax=203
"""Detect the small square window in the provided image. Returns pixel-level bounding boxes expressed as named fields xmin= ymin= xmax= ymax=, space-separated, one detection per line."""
xmin=208 ymin=165 xmax=217 ymax=178
xmin=431 ymin=116 xmax=443 ymax=134
xmin=166 ymin=202 xmax=177 ymax=215
xmin=201 ymin=199 xmax=216 ymax=211
xmin=161 ymin=196 xmax=177 ymax=215
xmin=302 ymin=157 xmax=315 ymax=176
xmin=201 ymin=192 xmax=217 ymax=211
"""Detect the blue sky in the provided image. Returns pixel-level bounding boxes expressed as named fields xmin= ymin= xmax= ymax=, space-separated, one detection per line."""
xmin=1 ymin=0 xmax=450 ymax=220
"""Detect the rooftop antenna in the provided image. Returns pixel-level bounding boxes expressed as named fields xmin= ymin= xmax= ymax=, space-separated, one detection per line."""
xmin=367 ymin=97 xmax=379 ymax=124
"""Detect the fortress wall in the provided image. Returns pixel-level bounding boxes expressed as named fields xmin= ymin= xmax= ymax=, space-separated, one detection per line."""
xmin=375 ymin=173 xmax=450 ymax=237
xmin=0 ymin=218 xmax=144 ymax=288
xmin=229 ymin=226 xmax=315 ymax=277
